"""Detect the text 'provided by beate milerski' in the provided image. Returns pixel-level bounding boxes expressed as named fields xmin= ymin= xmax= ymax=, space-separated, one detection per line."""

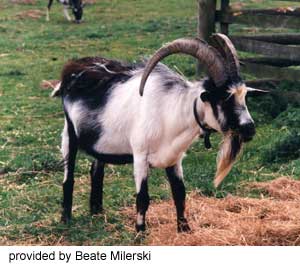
xmin=8 ymin=250 xmax=152 ymax=264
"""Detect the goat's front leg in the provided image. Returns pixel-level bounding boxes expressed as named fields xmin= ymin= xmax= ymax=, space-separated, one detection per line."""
xmin=166 ymin=162 xmax=191 ymax=232
xmin=63 ymin=5 xmax=72 ymax=21
xmin=134 ymin=155 xmax=150 ymax=232
xmin=46 ymin=0 xmax=53 ymax=21
xmin=90 ymin=160 xmax=105 ymax=215
xmin=61 ymin=118 xmax=78 ymax=223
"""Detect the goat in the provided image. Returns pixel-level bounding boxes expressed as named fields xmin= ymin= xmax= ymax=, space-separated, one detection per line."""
xmin=53 ymin=34 xmax=257 ymax=232
xmin=46 ymin=0 xmax=83 ymax=23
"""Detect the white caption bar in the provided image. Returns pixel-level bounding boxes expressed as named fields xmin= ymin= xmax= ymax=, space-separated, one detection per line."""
xmin=0 ymin=246 xmax=299 ymax=268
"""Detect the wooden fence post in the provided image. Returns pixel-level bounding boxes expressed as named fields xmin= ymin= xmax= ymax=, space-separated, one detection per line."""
xmin=197 ymin=0 xmax=216 ymax=76
xmin=220 ymin=0 xmax=230 ymax=34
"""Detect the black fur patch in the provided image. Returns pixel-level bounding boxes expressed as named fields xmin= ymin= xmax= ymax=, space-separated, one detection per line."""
xmin=61 ymin=57 xmax=135 ymax=161
xmin=89 ymin=153 xmax=133 ymax=165
xmin=230 ymin=134 xmax=243 ymax=161
xmin=70 ymin=0 xmax=83 ymax=21
xmin=136 ymin=180 xmax=149 ymax=213
xmin=60 ymin=57 xmax=133 ymax=107
xmin=90 ymin=160 xmax=104 ymax=215
xmin=61 ymin=113 xmax=78 ymax=223
xmin=165 ymin=166 xmax=190 ymax=232
xmin=136 ymin=179 xmax=150 ymax=231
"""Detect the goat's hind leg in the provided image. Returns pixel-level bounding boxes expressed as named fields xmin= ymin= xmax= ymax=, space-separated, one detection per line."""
xmin=90 ymin=160 xmax=105 ymax=215
xmin=166 ymin=163 xmax=191 ymax=233
xmin=61 ymin=117 xmax=78 ymax=223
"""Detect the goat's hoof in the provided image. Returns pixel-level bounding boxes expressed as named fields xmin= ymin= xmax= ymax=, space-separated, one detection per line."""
xmin=90 ymin=204 xmax=103 ymax=215
xmin=135 ymin=223 xmax=146 ymax=232
xmin=177 ymin=219 xmax=191 ymax=233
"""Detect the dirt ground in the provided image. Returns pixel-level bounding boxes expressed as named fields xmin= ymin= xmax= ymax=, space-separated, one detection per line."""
xmin=125 ymin=177 xmax=300 ymax=245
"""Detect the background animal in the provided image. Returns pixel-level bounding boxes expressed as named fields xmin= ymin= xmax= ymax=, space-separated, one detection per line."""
xmin=46 ymin=0 xmax=83 ymax=23
xmin=53 ymin=34 xmax=257 ymax=232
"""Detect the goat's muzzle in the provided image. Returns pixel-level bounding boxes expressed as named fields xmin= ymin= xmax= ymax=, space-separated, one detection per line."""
xmin=238 ymin=122 xmax=255 ymax=143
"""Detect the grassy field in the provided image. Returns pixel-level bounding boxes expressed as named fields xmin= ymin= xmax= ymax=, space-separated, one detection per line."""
xmin=0 ymin=0 xmax=299 ymax=245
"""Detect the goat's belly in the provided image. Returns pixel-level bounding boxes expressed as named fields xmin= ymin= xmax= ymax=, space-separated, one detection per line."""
xmin=148 ymin=149 xmax=184 ymax=168
xmin=79 ymin=134 xmax=133 ymax=164
xmin=92 ymin=132 xmax=132 ymax=155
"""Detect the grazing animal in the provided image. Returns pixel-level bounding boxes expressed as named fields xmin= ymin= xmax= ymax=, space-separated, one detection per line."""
xmin=53 ymin=34 xmax=257 ymax=232
xmin=46 ymin=0 xmax=83 ymax=23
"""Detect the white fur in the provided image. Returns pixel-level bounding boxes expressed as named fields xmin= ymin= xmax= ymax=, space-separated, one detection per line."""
xmin=229 ymin=84 xmax=254 ymax=126
xmin=50 ymin=82 xmax=61 ymax=97
xmin=46 ymin=9 xmax=50 ymax=21
xmin=136 ymin=213 xmax=144 ymax=225
xmin=239 ymin=106 xmax=253 ymax=125
xmin=61 ymin=120 xmax=69 ymax=183
xmin=93 ymin=72 xmax=205 ymax=169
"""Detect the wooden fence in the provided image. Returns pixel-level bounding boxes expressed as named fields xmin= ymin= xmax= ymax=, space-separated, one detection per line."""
xmin=197 ymin=0 xmax=300 ymax=85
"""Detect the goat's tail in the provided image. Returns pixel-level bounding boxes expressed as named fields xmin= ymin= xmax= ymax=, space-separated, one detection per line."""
xmin=51 ymin=82 xmax=62 ymax=97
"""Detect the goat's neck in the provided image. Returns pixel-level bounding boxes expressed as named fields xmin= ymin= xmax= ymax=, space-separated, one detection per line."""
xmin=176 ymin=81 xmax=205 ymax=128
xmin=164 ymin=81 xmax=206 ymax=140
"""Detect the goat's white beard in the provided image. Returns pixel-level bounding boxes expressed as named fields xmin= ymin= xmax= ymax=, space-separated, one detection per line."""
xmin=214 ymin=132 xmax=243 ymax=187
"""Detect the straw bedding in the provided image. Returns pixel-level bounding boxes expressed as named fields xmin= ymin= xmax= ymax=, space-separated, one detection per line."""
xmin=125 ymin=177 xmax=300 ymax=245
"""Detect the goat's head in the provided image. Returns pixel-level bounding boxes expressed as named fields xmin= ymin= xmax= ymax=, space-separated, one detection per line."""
xmin=139 ymin=34 xmax=259 ymax=187
xmin=71 ymin=0 xmax=83 ymax=23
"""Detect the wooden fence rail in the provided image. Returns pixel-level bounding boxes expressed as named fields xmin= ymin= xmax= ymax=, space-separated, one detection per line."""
xmin=197 ymin=0 xmax=300 ymax=83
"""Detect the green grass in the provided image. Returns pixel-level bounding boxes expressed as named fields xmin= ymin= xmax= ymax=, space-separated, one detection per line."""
xmin=0 ymin=0 xmax=299 ymax=245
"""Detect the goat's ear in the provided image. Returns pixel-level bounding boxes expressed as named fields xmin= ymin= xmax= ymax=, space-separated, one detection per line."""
xmin=200 ymin=91 xmax=210 ymax=102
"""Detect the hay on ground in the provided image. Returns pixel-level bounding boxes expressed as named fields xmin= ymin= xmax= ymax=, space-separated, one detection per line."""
xmin=250 ymin=176 xmax=300 ymax=201
xmin=124 ymin=177 xmax=300 ymax=245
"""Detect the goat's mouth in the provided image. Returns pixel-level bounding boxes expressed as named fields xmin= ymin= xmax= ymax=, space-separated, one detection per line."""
xmin=214 ymin=132 xmax=243 ymax=187
xmin=238 ymin=123 xmax=256 ymax=143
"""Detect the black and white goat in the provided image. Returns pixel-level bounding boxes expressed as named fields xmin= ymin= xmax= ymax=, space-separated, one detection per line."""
xmin=46 ymin=0 xmax=83 ymax=23
xmin=53 ymin=34 xmax=256 ymax=232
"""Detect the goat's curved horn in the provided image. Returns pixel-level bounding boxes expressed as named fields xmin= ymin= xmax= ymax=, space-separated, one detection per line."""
xmin=139 ymin=38 xmax=227 ymax=96
xmin=210 ymin=33 xmax=240 ymax=79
